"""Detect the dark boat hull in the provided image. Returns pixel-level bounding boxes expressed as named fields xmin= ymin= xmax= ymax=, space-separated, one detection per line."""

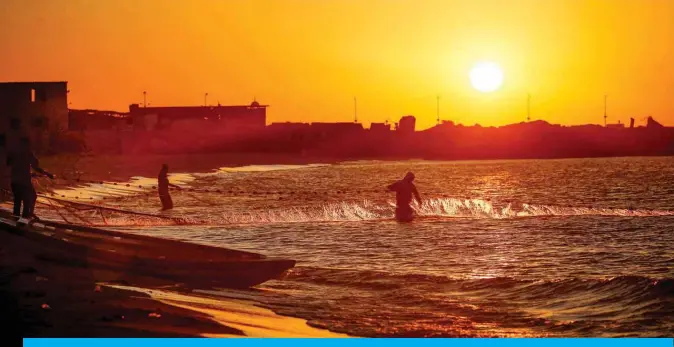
xmin=0 ymin=216 xmax=295 ymax=289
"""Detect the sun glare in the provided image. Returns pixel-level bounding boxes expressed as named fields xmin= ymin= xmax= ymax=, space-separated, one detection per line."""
xmin=470 ymin=62 xmax=504 ymax=93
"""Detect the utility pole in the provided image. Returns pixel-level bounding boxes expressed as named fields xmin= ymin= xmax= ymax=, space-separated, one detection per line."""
xmin=354 ymin=97 xmax=357 ymax=123
xmin=205 ymin=93 xmax=209 ymax=106
xmin=604 ymin=95 xmax=608 ymax=127
xmin=436 ymin=95 xmax=440 ymax=125
xmin=143 ymin=91 xmax=147 ymax=108
xmin=527 ymin=93 xmax=531 ymax=122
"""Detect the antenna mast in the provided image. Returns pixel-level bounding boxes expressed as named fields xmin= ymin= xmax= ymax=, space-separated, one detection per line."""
xmin=527 ymin=93 xmax=531 ymax=122
xmin=354 ymin=97 xmax=358 ymax=123
xmin=604 ymin=95 xmax=608 ymax=127
xmin=436 ymin=95 xmax=440 ymax=125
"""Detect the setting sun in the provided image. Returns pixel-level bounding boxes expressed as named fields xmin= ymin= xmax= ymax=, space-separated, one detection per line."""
xmin=469 ymin=62 xmax=504 ymax=93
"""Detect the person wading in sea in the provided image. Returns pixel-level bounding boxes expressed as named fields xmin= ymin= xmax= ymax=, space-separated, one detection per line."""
xmin=6 ymin=137 xmax=54 ymax=219
xmin=158 ymin=164 xmax=181 ymax=210
xmin=387 ymin=172 xmax=422 ymax=222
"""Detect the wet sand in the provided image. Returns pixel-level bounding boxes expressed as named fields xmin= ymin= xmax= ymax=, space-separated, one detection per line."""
xmin=40 ymin=153 xmax=339 ymax=183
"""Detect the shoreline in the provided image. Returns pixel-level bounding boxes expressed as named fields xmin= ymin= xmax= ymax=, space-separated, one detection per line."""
xmin=40 ymin=153 xmax=343 ymax=184
xmin=39 ymin=152 xmax=674 ymax=183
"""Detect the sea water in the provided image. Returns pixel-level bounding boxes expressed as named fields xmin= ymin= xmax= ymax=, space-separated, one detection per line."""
xmin=38 ymin=158 xmax=674 ymax=337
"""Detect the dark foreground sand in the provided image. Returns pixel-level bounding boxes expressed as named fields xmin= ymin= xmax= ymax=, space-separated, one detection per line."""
xmin=0 ymin=219 xmax=346 ymax=340
xmin=0 ymin=222 xmax=239 ymax=341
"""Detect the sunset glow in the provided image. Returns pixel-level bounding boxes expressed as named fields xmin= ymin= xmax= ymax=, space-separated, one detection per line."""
xmin=2 ymin=1 xmax=674 ymax=338
xmin=1 ymin=0 xmax=673 ymax=129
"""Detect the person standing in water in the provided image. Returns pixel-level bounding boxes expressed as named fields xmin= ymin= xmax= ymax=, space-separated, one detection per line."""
xmin=387 ymin=172 xmax=422 ymax=222
xmin=158 ymin=164 xmax=181 ymax=210
xmin=6 ymin=137 xmax=54 ymax=219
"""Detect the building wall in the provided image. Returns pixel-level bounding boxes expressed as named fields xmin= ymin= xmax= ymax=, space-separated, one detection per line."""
xmin=398 ymin=116 xmax=416 ymax=134
xmin=0 ymin=82 xmax=68 ymax=150
xmin=128 ymin=103 xmax=267 ymax=132
xmin=43 ymin=83 xmax=69 ymax=131
xmin=69 ymin=110 xmax=129 ymax=131
xmin=370 ymin=123 xmax=391 ymax=132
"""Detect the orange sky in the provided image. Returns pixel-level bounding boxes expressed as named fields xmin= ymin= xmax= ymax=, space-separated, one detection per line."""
xmin=1 ymin=0 xmax=672 ymax=129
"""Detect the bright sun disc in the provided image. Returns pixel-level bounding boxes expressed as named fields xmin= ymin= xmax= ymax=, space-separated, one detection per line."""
xmin=470 ymin=62 xmax=504 ymax=93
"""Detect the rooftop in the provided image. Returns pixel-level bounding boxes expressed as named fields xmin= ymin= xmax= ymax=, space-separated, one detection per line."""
xmin=0 ymin=81 xmax=67 ymax=85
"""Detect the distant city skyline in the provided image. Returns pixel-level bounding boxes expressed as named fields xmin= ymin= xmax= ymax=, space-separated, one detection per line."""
xmin=1 ymin=0 xmax=672 ymax=130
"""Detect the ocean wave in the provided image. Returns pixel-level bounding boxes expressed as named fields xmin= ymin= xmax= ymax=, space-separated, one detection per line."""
xmin=207 ymin=198 xmax=674 ymax=224
xmin=199 ymin=198 xmax=674 ymax=224
xmin=418 ymin=198 xmax=674 ymax=219
xmin=36 ymin=196 xmax=674 ymax=227
xmin=261 ymin=267 xmax=674 ymax=337
xmin=284 ymin=266 xmax=673 ymax=304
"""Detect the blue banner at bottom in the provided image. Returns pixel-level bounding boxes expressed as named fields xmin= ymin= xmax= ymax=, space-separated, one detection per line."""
xmin=22 ymin=338 xmax=674 ymax=347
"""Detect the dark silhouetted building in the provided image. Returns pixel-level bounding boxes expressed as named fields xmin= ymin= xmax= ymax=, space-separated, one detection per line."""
xmin=267 ymin=122 xmax=312 ymax=142
xmin=310 ymin=122 xmax=364 ymax=138
xmin=606 ymin=121 xmax=625 ymax=129
xmin=268 ymin=122 xmax=311 ymax=132
xmin=647 ymin=116 xmax=664 ymax=129
xmin=370 ymin=122 xmax=391 ymax=133
xmin=0 ymin=81 xmax=69 ymax=150
xmin=0 ymin=81 xmax=69 ymax=131
xmin=69 ymin=109 xmax=129 ymax=131
xmin=129 ymin=100 xmax=268 ymax=132
xmin=398 ymin=115 xmax=416 ymax=134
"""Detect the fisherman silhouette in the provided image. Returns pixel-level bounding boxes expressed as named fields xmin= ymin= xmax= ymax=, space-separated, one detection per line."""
xmin=158 ymin=164 xmax=180 ymax=210
xmin=0 ymin=134 xmax=9 ymax=202
xmin=387 ymin=172 xmax=422 ymax=222
xmin=6 ymin=137 xmax=54 ymax=219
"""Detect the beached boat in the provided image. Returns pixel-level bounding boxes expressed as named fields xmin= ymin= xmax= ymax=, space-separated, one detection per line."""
xmin=0 ymin=215 xmax=295 ymax=289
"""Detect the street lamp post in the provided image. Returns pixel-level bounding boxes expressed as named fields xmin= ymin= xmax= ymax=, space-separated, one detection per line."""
xmin=604 ymin=95 xmax=608 ymax=127
xmin=527 ymin=93 xmax=531 ymax=122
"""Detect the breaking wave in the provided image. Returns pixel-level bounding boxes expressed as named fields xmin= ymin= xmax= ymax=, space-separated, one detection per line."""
xmin=32 ymin=197 xmax=674 ymax=227
xmin=199 ymin=198 xmax=674 ymax=225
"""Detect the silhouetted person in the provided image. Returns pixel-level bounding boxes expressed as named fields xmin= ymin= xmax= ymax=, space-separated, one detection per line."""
xmin=6 ymin=137 xmax=54 ymax=218
xmin=0 ymin=134 xmax=9 ymax=201
xmin=158 ymin=164 xmax=180 ymax=210
xmin=387 ymin=172 xmax=422 ymax=222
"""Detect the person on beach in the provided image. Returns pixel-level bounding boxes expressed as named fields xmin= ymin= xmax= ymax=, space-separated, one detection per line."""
xmin=387 ymin=172 xmax=422 ymax=222
xmin=0 ymin=134 xmax=10 ymax=202
xmin=6 ymin=137 xmax=54 ymax=219
xmin=158 ymin=164 xmax=181 ymax=210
